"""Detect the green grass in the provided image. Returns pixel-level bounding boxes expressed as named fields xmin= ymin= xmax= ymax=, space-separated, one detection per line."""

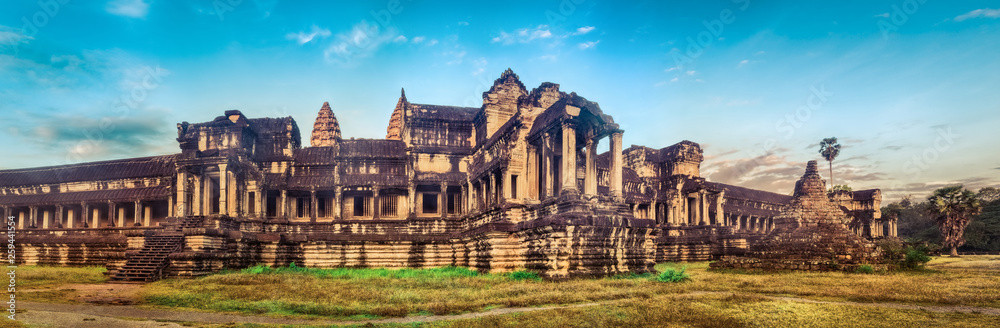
xmin=15 ymin=265 xmax=106 ymax=289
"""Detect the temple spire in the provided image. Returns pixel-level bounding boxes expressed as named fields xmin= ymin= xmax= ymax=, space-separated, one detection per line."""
xmin=386 ymin=88 xmax=407 ymax=140
xmin=310 ymin=101 xmax=341 ymax=147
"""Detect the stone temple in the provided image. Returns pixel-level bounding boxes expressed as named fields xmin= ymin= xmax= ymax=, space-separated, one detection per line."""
xmin=0 ymin=69 xmax=896 ymax=281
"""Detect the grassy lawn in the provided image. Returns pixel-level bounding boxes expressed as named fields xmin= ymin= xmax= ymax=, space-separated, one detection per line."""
xmin=138 ymin=256 xmax=1000 ymax=320
xmin=13 ymin=256 xmax=1000 ymax=327
xmin=13 ymin=265 xmax=107 ymax=304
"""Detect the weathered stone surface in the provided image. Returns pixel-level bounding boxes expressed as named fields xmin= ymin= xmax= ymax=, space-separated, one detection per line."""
xmin=712 ymin=161 xmax=884 ymax=271
xmin=0 ymin=70 xmax=888 ymax=280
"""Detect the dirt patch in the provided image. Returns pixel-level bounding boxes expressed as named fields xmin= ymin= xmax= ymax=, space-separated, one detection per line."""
xmin=70 ymin=283 xmax=143 ymax=305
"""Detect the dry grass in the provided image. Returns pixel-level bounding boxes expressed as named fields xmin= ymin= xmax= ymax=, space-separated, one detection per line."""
xmin=138 ymin=257 xmax=1000 ymax=321
xmin=14 ymin=265 xmax=107 ymax=303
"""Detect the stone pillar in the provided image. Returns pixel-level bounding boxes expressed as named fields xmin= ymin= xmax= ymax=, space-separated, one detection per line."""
xmin=133 ymin=201 xmax=141 ymax=226
xmin=310 ymin=189 xmax=318 ymax=222
xmin=334 ymin=187 xmax=342 ymax=219
xmin=258 ymin=188 xmax=266 ymax=217
xmin=66 ymin=208 xmax=75 ymax=229
xmin=541 ymin=133 xmax=552 ymax=199
xmin=650 ymin=201 xmax=658 ymax=223
xmin=502 ymin=170 xmax=512 ymax=200
xmin=488 ymin=174 xmax=496 ymax=207
xmin=18 ymin=210 xmax=26 ymax=229
xmin=168 ymin=194 xmax=174 ymax=218
xmin=91 ymin=205 xmax=100 ymax=228
xmin=144 ymin=204 xmax=152 ymax=227
xmin=193 ymin=172 xmax=202 ymax=216
xmin=372 ymin=188 xmax=380 ymax=220
xmin=81 ymin=203 xmax=90 ymax=228
xmin=584 ymin=138 xmax=597 ymax=196
xmin=177 ymin=170 xmax=187 ymax=217
xmin=280 ymin=190 xmax=287 ymax=218
xmin=560 ymin=122 xmax=577 ymax=195
xmin=609 ymin=132 xmax=623 ymax=198
xmin=56 ymin=205 xmax=64 ymax=228
xmin=117 ymin=206 xmax=126 ymax=227
xmin=526 ymin=146 xmax=537 ymax=199
xmin=666 ymin=203 xmax=675 ymax=225
xmin=460 ymin=185 xmax=467 ymax=215
xmin=700 ymin=191 xmax=708 ymax=225
xmin=715 ymin=191 xmax=725 ymax=225
xmin=408 ymin=183 xmax=416 ymax=216
xmin=439 ymin=182 xmax=447 ymax=217
xmin=28 ymin=207 xmax=36 ymax=228
xmin=219 ymin=164 xmax=228 ymax=215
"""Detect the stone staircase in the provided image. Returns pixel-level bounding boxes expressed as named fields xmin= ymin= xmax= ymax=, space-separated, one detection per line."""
xmin=110 ymin=216 xmax=203 ymax=283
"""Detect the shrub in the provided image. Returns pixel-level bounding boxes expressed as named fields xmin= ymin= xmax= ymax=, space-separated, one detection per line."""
xmin=656 ymin=266 xmax=690 ymax=283
xmin=508 ymin=270 xmax=542 ymax=281
xmin=855 ymin=264 xmax=875 ymax=274
xmin=903 ymin=247 xmax=932 ymax=270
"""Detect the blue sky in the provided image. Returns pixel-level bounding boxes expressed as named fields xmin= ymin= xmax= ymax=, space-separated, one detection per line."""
xmin=1 ymin=0 xmax=998 ymax=201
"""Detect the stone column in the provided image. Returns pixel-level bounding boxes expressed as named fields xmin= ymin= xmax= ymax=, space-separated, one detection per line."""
xmin=488 ymin=174 xmax=496 ymax=207
xmin=700 ymin=191 xmax=708 ymax=225
xmin=502 ymin=169 xmax=512 ymax=200
xmin=280 ymin=190 xmax=287 ymax=218
xmin=134 ymin=201 xmax=141 ymax=226
xmin=408 ymin=183 xmax=416 ymax=216
xmin=666 ymin=203 xmax=675 ymax=225
xmin=193 ymin=172 xmax=202 ymax=216
xmin=334 ymin=187 xmax=342 ymax=219
xmin=18 ymin=209 xmax=26 ymax=229
xmin=67 ymin=207 xmax=75 ymax=229
xmin=526 ymin=146 xmax=537 ymax=199
xmin=650 ymin=201 xmax=658 ymax=223
xmin=258 ymin=188 xmax=266 ymax=217
xmin=177 ymin=170 xmax=187 ymax=217
xmin=168 ymin=194 xmax=174 ymax=218
xmin=372 ymin=187 xmax=380 ymax=220
xmin=56 ymin=205 xmax=64 ymax=228
xmin=439 ymin=182 xmax=447 ymax=217
xmin=584 ymin=138 xmax=597 ymax=196
xmin=310 ymin=189 xmax=318 ymax=222
xmin=219 ymin=164 xmax=229 ymax=215
xmin=541 ymin=133 xmax=552 ymax=199
xmin=460 ymin=185 xmax=467 ymax=215
xmin=30 ymin=206 xmax=38 ymax=229
xmin=90 ymin=205 xmax=99 ymax=228
xmin=144 ymin=204 xmax=152 ymax=227
xmin=560 ymin=122 xmax=577 ymax=195
xmin=609 ymin=132 xmax=623 ymax=198
xmin=715 ymin=191 xmax=725 ymax=225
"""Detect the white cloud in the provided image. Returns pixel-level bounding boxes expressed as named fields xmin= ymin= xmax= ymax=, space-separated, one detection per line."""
xmin=323 ymin=21 xmax=398 ymax=63
xmin=0 ymin=27 xmax=31 ymax=46
xmin=874 ymin=13 xmax=890 ymax=18
xmin=285 ymin=25 xmax=331 ymax=45
xmin=578 ymin=40 xmax=600 ymax=50
xmin=686 ymin=70 xmax=696 ymax=76
xmin=738 ymin=59 xmax=749 ymax=67
xmin=955 ymin=8 xmax=1000 ymax=21
xmin=393 ymin=35 xmax=407 ymax=43
xmin=492 ymin=25 xmax=553 ymax=45
xmin=106 ymin=0 xmax=151 ymax=18
xmin=426 ymin=39 xmax=438 ymax=46
xmin=458 ymin=21 xmax=469 ymax=26
xmin=670 ymin=77 xmax=679 ymax=82
xmin=411 ymin=36 xmax=426 ymax=44
xmin=665 ymin=66 xmax=680 ymax=73
xmin=574 ymin=26 xmax=595 ymax=35
xmin=540 ymin=54 xmax=558 ymax=61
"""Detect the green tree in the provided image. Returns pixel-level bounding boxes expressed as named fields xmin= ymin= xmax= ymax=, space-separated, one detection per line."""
xmin=818 ymin=137 xmax=841 ymax=186
xmin=926 ymin=185 xmax=983 ymax=256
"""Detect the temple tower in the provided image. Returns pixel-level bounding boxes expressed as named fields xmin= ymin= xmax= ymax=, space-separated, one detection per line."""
xmin=310 ymin=102 xmax=341 ymax=147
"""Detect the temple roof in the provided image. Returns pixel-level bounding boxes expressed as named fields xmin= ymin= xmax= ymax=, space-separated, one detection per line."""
xmin=0 ymin=186 xmax=171 ymax=206
xmin=337 ymin=139 xmax=407 ymax=158
xmin=408 ymin=103 xmax=478 ymax=122
xmin=0 ymin=155 xmax=177 ymax=188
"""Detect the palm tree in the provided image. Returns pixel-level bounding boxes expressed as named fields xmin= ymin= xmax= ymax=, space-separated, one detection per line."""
xmin=818 ymin=137 xmax=841 ymax=186
xmin=926 ymin=185 xmax=983 ymax=257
